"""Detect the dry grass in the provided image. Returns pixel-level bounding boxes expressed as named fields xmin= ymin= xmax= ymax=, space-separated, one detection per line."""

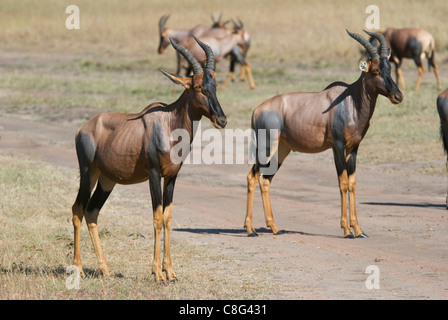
xmin=0 ymin=154 xmax=293 ymax=299
xmin=1 ymin=0 xmax=448 ymax=65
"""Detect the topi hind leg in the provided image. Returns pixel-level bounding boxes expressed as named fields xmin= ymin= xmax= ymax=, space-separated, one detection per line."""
xmin=84 ymin=174 xmax=115 ymax=277
xmin=258 ymin=174 xmax=280 ymax=234
xmin=245 ymin=166 xmax=259 ymax=236
xmin=415 ymin=66 xmax=425 ymax=91
xmin=162 ymin=175 xmax=178 ymax=282
xmin=149 ymin=168 xmax=165 ymax=283
xmin=346 ymin=147 xmax=367 ymax=238
xmin=430 ymin=58 xmax=442 ymax=90
xmin=333 ymin=142 xmax=354 ymax=238
xmin=334 ymin=144 xmax=366 ymax=238
xmin=72 ymin=133 xmax=99 ymax=276
xmin=257 ymin=140 xmax=290 ymax=235
xmin=249 ymin=116 xmax=289 ymax=236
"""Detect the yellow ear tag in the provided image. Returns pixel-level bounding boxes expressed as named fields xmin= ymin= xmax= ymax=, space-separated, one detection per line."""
xmin=359 ymin=61 xmax=369 ymax=73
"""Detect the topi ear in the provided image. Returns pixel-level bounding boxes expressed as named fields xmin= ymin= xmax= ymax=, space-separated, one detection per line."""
xmin=160 ymin=69 xmax=192 ymax=89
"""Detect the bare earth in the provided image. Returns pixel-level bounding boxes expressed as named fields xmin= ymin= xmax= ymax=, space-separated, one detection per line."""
xmin=1 ymin=108 xmax=447 ymax=300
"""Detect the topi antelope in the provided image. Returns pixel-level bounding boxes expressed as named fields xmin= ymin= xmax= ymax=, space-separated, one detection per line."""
xmin=177 ymin=23 xmax=255 ymax=90
xmin=244 ymin=30 xmax=403 ymax=238
xmin=71 ymin=37 xmax=226 ymax=282
xmin=158 ymin=13 xmax=231 ymax=55
xmin=368 ymin=28 xmax=441 ymax=91
xmin=157 ymin=14 xmax=211 ymax=54
xmin=222 ymin=18 xmax=252 ymax=88
xmin=437 ymin=88 xmax=448 ymax=208
xmin=199 ymin=17 xmax=251 ymax=86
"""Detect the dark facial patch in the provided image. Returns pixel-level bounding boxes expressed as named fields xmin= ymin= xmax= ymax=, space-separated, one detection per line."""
xmin=202 ymin=71 xmax=217 ymax=96
xmin=379 ymin=57 xmax=401 ymax=100
xmin=201 ymin=71 xmax=227 ymax=127
xmin=379 ymin=57 xmax=392 ymax=76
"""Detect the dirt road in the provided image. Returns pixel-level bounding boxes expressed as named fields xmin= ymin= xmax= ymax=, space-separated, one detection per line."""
xmin=1 ymin=112 xmax=447 ymax=299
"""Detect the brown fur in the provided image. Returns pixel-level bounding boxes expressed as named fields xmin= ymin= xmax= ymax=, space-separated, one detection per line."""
xmin=72 ymin=41 xmax=226 ymax=282
xmin=178 ymin=26 xmax=255 ymax=90
xmin=381 ymin=28 xmax=441 ymax=90
xmin=245 ymin=32 xmax=403 ymax=238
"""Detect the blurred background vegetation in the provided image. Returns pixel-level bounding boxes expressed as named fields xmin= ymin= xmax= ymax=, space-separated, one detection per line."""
xmin=1 ymin=0 xmax=447 ymax=65
xmin=1 ymin=0 xmax=447 ymax=167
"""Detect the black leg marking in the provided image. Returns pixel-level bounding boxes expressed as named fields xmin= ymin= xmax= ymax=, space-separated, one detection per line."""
xmin=86 ymin=181 xmax=112 ymax=213
xmin=163 ymin=176 xmax=177 ymax=209
xmin=149 ymin=169 xmax=163 ymax=211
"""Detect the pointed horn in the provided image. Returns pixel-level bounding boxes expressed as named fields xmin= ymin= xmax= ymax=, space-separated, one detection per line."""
xmin=237 ymin=17 xmax=244 ymax=29
xmin=346 ymin=29 xmax=379 ymax=61
xmin=364 ymin=30 xmax=388 ymax=58
xmin=192 ymin=36 xmax=215 ymax=73
xmin=159 ymin=14 xmax=169 ymax=31
xmin=169 ymin=38 xmax=203 ymax=75
xmin=231 ymin=18 xmax=239 ymax=30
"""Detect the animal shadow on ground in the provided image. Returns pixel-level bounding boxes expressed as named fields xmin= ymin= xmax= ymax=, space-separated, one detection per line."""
xmin=173 ymin=227 xmax=338 ymax=238
xmin=0 ymin=263 xmax=122 ymax=278
xmin=362 ymin=202 xmax=445 ymax=209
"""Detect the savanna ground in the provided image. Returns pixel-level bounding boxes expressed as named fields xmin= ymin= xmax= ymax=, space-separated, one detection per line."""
xmin=1 ymin=0 xmax=448 ymax=300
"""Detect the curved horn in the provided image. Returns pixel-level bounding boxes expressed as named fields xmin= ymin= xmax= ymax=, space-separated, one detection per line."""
xmin=364 ymin=30 xmax=388 ymax=58
xmin=211 ymin=12 xmax=223 ymax=23
xmin=346 ymin=29 xmax=379 ymax=61
xmin=237 ymin=17 xmax=244 ymax=29
xmin=159 ymin=14 xmax=169 ymax=31
xmin=231 ymin=18 xmax=242 ymax=31
xmin=192 ymin=36 xmax=215 ymax=73
xmin=169 ymin=38 xmax=203 ymax=75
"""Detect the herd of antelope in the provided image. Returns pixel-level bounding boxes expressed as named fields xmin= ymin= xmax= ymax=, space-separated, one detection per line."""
xmin=71 ymin=13 xmax=447 ymax=282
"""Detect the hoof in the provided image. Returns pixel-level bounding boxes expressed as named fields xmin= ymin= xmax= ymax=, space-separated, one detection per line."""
xmin=344 ymin=234 xmax=355 ymax=239
xmin=248 ymin=232 xmax=259 ymax=237
xmin=356 ymin=233 xmax=368 ymax=238
xmin=274 ymin=230 xmax=286 ymax=235
xmin=169 ymin=278 xmax=179 ymax=283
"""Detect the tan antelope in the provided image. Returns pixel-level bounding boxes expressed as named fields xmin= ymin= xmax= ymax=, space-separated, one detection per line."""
xmin=368 ymin=28 xmax=441 ymax=91
xmin=158 ymin=13 xmax=230 ymax=55
xmin=200 ymin=17 xmax=251 ymax=86
xmin=177 ymin=22 xmax=255 ymax=90
xmin=157 ymin=14 xmax=211 ymax=54
xmin=437 ymin=88 xmax=448 ymax=208
xmin=223 ymin=18 xmax=252 ymax=88
xmin=158 ymin=14 xmax=253 ymax=90
xmin=244 ymin=30 xmax=403 ymax=238
xmin=71 ymin=37 xmax=226 ymax=282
